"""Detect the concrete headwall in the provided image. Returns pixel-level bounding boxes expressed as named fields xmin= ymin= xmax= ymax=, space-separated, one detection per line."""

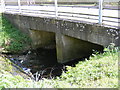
xmin=3 ymin=13 xmax=120 ymax=63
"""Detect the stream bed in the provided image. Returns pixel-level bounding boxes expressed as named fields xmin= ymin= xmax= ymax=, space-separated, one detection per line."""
xmin=5 ymin=48 xmax=66 ymax=80
xmin=4 ymin=47 xmax=90 ymax=81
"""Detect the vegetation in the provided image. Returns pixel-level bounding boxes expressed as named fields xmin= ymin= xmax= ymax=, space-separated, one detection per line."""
xmin=0 ymin=14 xmax=31 ymax=53
xmin=58 ymin=47 xmax=119 ymax=88
xmin=0 ymin=13 xmax=119 ymax=89
xmin=0 ymin=47 xmax=119 ymax=89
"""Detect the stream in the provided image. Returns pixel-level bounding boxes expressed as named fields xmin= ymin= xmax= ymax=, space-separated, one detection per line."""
xmin=4 ymin=47 xmax=91 ymax=81
xmin=5 ymin=48 xmax=66 ymax=81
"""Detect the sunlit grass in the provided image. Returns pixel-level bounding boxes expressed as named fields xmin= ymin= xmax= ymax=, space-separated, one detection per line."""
xmin=0 ymin=47 xmax=119 ymax=89
xmin=58 ymin=48 xmax=118 ymax=88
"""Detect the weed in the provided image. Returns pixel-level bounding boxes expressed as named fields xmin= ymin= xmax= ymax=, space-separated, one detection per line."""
xmin=0 ymin=14 xmax=31 ymax=53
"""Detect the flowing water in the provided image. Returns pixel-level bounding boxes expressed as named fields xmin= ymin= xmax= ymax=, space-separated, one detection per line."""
xmin=5 ymin=47 xmax=99 ymax=81
xmin=6 ymin=48 xmax=66 ymax=80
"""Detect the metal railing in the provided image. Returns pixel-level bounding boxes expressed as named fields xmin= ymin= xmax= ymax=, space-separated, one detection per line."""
xmin=0 ymin=0 xmax=119 ymax=28
xmin=98 ymin=0 xmax=103 ymax=24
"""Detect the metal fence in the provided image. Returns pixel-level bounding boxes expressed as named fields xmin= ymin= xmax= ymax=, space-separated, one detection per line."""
xmin=0 ymin=0 xmax=119 ymax=28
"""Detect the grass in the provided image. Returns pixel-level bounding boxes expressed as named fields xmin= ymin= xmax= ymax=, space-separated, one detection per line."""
xmin=0 ymin=14 xmax=31 ymax=53
xmin=58 ymin=48 xmax=119 ymax=88
xmin=0 ymin=47 xmax=119 ymax=89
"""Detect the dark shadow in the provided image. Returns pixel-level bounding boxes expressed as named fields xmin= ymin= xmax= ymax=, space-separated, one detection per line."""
xmin=5 ymin=45 xmax=104 ymax=81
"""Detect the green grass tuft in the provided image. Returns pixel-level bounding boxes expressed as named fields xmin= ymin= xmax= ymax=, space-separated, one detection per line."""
xmin=0 ymin=47 xmax=119 ymax=88
xmin=0 ymin=14 xmax=31 ymax=53
xmin=58 ymin=48 xmax=118 ymax=88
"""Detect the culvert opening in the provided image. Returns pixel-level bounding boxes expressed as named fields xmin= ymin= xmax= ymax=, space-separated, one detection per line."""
xmin=25 ymin=30 xmax=61 ymax=79
xmin=6 ymin=47 xmax=104 ymax=81
xmin=6 ymin=33 xmax=104 ymax=81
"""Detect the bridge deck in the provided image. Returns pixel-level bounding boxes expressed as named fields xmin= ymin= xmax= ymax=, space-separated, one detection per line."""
xmin=1 ymin=5 xmax=119 ymax=29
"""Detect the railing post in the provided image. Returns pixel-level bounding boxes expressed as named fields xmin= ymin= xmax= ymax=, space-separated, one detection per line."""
xmin=54 ymin=0 xmax=58 ymax=18
xmin=1 ymin=0 xmax=5 ymax=13
xmin=98 ymin=0 xmax=103 ymax=24
xmin=18 ymin=0 xmax=21 ymax=13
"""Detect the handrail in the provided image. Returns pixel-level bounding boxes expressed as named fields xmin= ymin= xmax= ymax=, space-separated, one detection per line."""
xmin=1 ymin=0 xmax=119 ymax=29
xmin=98 ymin=0 xmax=103 ymax=24
xmin=1 ymin=0 xmax=5 ymax=12
xmin=55 ymin=0 xmax=58 ymax=18
xmin=18 ymin=0 xmax=21 ymax=13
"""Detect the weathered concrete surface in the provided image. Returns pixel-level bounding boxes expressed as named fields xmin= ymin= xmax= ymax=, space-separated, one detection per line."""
xmin=3 ymin=13 xmax=120 ymax=63
xmin=56 ymin=35 xmax=103 ymax=63
xmin=30 ymin=30 xmax=55 ymax=49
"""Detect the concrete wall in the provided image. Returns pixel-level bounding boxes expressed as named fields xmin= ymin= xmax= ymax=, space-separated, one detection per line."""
xmin=3 ymin=13 xmax=120 ymax=63
xmin=30 ymin=30 xmax=56 ymax=49
xmin=56 ymin=35 xmax=103 ymax=63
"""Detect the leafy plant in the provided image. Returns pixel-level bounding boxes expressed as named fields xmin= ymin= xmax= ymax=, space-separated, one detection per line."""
xmin=0 ymin=41 xmax=119 ymax=88
xmin=0 ymin=14 xmax=31 ymax=53
xmin=58 ymin=46 xmax=119 ymax=88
